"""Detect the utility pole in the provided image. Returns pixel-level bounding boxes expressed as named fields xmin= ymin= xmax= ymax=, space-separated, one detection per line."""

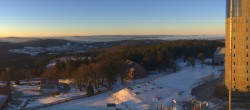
xmin=229 ymin=0 xmax=233 ymax=110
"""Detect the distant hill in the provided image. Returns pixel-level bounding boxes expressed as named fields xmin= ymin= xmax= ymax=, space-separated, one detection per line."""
xmin=19 ymin=39 xmax=77 ymax=47
xmin=0 ymin=37 xmax=38 ymax=43
xmin=0 ymin=35 xmax=225 ymax=43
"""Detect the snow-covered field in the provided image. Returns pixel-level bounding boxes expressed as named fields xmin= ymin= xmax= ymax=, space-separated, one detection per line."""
xmin=13 ymin=85 xmax=41 ymax=96
xmin=155 ymin=66 xmax=222 ymax=91
xmin=26 ymin=92 xmax=87 ymax=107
xmin=111 ymin=65 xmax=223 ymax=110
xmin=38 ymin=92 xmax=125 ymax=110
xmin=38 ymin=63 xmax=223 ymax=110
xmin=8 ymin=59 xmax=223 ymax=110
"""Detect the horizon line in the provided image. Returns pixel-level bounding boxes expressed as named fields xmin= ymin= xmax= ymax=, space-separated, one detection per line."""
xmin=0 ymin=34 xmax=225 ymax=38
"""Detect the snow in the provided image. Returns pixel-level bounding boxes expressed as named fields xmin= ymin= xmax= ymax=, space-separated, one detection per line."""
xmin=46 ymin=57 xmax=91 ymax=68
xmin=176 ymin=58 xmax=187 ymax=68
xmin=9 ymin=43 xmax=72 ymax=56
xmin=13 ymin=85 xmax=39 ymax=91
xmin=46 ymin=62 xmax=56 ymax=68
xmin=18 ymin=63 xmax=223 ymax=110
xmin=39 ymin=92 xmax=125 ymax=110
xmin=26 ymin=86 xmax=108 ymax=108
xmin=27 ymin=92 xmax=86 ymax=107
xmin=110 ymin=64 xmax=223 ymax=110
xmin=0 ymin=82 xmax=5 ymax=87
xmin=155 ymin=66 xmax=222 ymax=91
xmin=0 ymin=95 xmax=7 ymax=100
xmin=0 ymin=95 xmax=7 ymax=108
xmin=113 ymin=88 xmax=148 ymax=110
xmin=13 ymin=85 xmax=41 ymax=96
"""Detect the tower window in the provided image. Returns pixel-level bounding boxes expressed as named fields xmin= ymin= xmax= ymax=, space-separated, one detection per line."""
xmin=234 ymin=54 xmax=236 ymax=57
xmin=247 ymin=78 xmax=249 ymax=81
xmin=247 ymin=62 xmax=249 ymax=65
xmin=247 ymin=19 xmax=249 ymax=23
xmin=234 ymin=62 xmax=236 ymax=65
xmin=234 ymin=70 xmax=236 ymax=73
xmin=247 ymin=36 xmax=248 ymax=40
xmin=247 ymin=45 xmax=249 ymax=49
xmin=247 ymin=28 xmax=249 ymax=32
xmin=234 ymin=45 xmax=236 ymax=49
xmin=247 ymin=54 xmax=249 ymax=57
xmin=247 ymin=70 xmax=249 ymax=73
xmin=234 ymin=78 xmax=236 ymax=81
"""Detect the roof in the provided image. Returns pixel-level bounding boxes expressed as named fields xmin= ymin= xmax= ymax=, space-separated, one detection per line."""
xmin=126 ymin=60 xmax=148 ymax=79
xmin=214 ymin=47 xmax=225 ymax=56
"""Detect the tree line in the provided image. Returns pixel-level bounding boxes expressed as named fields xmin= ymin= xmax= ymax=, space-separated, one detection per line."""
xmin=0 ymin=40 xmax=224 ymax=88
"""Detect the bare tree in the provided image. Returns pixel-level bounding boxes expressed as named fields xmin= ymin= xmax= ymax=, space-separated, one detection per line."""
xmin=197 ymin=53 xmax=206 ymax=68
xmin=187 ymin=57 xmax=195 ymax=68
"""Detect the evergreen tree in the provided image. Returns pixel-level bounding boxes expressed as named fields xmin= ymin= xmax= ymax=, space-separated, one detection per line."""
xmin=86 ymin=83 xmax=94 ymax=96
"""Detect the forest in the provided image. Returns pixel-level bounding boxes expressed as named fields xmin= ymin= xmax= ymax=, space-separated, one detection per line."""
xmin=0 ymin=40 xmax=224 ymax=88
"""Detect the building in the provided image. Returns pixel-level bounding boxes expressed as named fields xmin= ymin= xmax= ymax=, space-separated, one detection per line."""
xmin=0 ymin=87 xmax=11 ymax=110
xmin=40 ymin=79 xmax=59 ymax=93
xmin=125 ymin=60 xmax=148 ymax=80
xmin=214 ymin=47 xmax=225 ymax=65
xmin=225 ymin=0 xmax=250 ymax=92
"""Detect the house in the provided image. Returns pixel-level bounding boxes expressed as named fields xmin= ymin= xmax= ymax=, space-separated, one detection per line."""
xmin=40 ymin=79 xmax=59 ymax=93
xmin=125 ymin=60 xmax=148 ymax=80
xmin=0 ymin=87 xmax=11 ymax=110
xmin=213 ymin=47 xmax=225 ymax=65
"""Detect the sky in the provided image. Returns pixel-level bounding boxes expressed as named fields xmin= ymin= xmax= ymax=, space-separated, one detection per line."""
xmin=0 ymin=0 xmax=225 ymax=37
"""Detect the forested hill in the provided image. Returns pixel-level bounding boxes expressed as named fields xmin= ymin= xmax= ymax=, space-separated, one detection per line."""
xmin=0 ymin=40 xmax=224 ymax=83
xmin=102 ymin=40 xmax=224 ymax=71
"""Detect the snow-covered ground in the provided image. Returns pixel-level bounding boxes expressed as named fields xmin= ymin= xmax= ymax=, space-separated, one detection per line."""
xmin=13 ymin=85 xmax=41 ymax=96
xmin=25 ymin=85 xmax=108 ymax=108
xmin=38 ymin=92 xmax=125 ymax=110
xmin=111 ymin=62 xmax=223 ymax=110
xmin=155 ymin=66 xmax=222 ymax=91
xmin=9 ymin=59 xmax=223 ymax=110
xmin=0 ymin=81 xmax=5 ymax=87
xmin=39 ymin=63 xmax=223 ymax=110
xmin=26 ymin=92 xmax=87 ymax=107
xmin=9 ymin=43 xmax=72 ymax=56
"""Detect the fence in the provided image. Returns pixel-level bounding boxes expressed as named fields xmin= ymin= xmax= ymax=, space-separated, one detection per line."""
xmin=21 ymin=88 xmax=111 ymax=110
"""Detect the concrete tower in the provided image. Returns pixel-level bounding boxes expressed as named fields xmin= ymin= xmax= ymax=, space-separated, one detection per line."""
xmin=225 ymin=0 xmax=250 ymax=92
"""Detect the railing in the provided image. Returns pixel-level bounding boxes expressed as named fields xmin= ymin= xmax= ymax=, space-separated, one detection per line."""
xmin=21 ymin=89 xmax=111 ymax=110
